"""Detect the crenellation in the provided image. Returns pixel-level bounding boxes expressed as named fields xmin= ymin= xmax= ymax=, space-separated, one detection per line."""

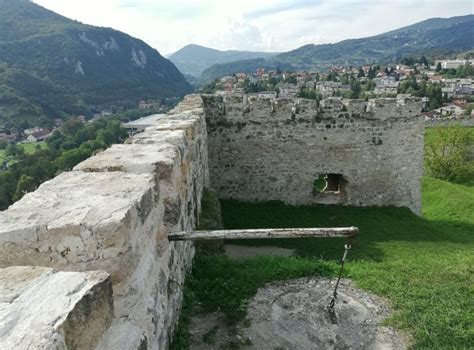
xmin=319 ymin=97 xmax=343 ymax=110
xmin=343 ymin=99 xmax=366 ymax=114
xmin=204 ymin=93 xmax=424 ymax=214
xmin=0 ymin=91 xmax=425 ymax=348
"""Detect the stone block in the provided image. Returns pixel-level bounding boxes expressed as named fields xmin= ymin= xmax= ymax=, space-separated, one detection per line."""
xmin=343 ymin=99 xmax=367 ymax=114
xmin=0 ymin=171 xmax=158 ymax=279
xmin=320 ymin=97 xmax=343 ymax=110
xmin=74 ymin=143 xmax=179 ymax=182
xmin=0 ymin=266 xmax=113 ymax=349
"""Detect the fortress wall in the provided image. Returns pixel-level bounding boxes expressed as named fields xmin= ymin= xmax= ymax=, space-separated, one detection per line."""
xmin=204 ymin=94 xmax=424 ymax=214
xmin=0 ymin=92 xmax=425 ymax=348
xmin=0 ymin=95 xmax=208 ymax=349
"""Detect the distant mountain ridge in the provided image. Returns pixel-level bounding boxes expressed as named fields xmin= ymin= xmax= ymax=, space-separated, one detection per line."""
xmin=0 ymin=0 xmax=191 ymax=126
xmin=201 ymin=15 xmax=474 ymax=84
xmin=168 ymin=44 xmax=279 ymax=77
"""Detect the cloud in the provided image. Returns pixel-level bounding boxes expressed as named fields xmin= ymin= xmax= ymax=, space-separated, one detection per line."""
xmin=33 ymin=0 xmax=473 ymax=54
xmin=208 ymin=21 xmax=275 ymax=52
xmin=244 ymin=0 xmax=320 ymax=19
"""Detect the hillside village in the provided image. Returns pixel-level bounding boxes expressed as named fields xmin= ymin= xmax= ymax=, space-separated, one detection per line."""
xmin=205 ymin=58 xmax=474 ymax=123
xmin=2 ymin=58 xmax=473 ymax=146
xmin=0 ymin=99 xmax=175 ymax=146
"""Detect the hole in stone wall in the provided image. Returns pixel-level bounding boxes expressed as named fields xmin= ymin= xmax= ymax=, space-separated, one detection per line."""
xmin=313 ymin=174 xmax=347 ymax=195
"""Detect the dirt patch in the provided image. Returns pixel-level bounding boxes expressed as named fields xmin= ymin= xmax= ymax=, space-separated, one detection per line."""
xmin=187 ymin=278 xmax=409 ymax=349
xmin=225 ymin=244 xmax=295 ymax=259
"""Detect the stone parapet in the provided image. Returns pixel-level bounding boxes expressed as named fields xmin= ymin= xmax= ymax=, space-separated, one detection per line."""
xmin=0 ymin=90 xmax=426 ymax=348
xmin=0 ymin=94 xmax=208 ymax=349
xmin=203 ymin=94 xmax=423 ymax=123
xmin=204 ymin=93 xmax=424 ymax=214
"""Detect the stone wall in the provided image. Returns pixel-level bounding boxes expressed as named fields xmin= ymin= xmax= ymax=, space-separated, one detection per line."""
xmin=0 ymin=95 xmax=209 ymax=349
xmin=204 ymin=94 xmax=424 ymax=214
xmin=0 ymin=91 xmax=426 ymax=348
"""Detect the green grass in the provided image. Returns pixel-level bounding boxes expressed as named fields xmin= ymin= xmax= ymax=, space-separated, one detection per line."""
xmin=20 ymin=141 xmax=47 ymax=154
xmin=0 ymin=141 xmax=47 ymax=164
xmin=172 ymin=177 xmax=474 ymax=349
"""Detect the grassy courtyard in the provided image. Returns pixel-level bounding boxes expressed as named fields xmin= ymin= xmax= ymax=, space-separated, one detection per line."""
xmin=173 ymin=176 xmax=473 ymax=349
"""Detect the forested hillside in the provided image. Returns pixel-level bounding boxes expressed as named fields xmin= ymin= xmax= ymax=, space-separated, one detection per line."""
xmin=0 ymin=0 xmax=191 ymax=126
xmin=169 ymin=44 xmax=278 ymax=77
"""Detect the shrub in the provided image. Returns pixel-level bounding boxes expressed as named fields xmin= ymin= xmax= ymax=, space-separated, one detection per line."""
xmin=425 ymin=125 xmax=473 ymax=183
xmin=12 ymin=174 xmax=36 ymax=202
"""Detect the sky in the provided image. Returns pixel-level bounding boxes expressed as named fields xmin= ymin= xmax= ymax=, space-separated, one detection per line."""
xmin=33 ymin=0 xmax=473 ymax=56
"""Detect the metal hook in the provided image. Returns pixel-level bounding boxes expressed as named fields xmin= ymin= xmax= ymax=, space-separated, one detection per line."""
xmin=328 ymin=243 xmax=351 ymax=311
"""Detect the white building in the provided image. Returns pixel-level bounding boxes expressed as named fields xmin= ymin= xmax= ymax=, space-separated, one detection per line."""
xmin=435 ymin=59 xmax=474 ymax=70
xmin=122 ymin=114 xmax=165 ymax=134
xmin=435 ymin=104 xmax=465 ymax=117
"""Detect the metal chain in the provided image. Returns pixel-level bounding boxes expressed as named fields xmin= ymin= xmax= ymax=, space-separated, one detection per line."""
xmin=328 ymin=243 xmax=351 ymax=311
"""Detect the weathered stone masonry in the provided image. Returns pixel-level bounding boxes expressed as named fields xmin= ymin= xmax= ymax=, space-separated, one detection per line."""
xmin=204 ymin=94 xmax=424 ymax=214
xmin=0 ymin=93 xmax=424 ymax=349
xmin=0 ymin=95 xmax=209 ymax=349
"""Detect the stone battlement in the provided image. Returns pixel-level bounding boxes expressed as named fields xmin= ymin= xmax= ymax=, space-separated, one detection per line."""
xmin=0 ymin=92 xmax=424 ymax=348
xmin=203 ymin=94 xmax=422 ymax=124
xmin=0 ymin=94 xmax=208 ymax=349
xmin=204 ymin=93 xmax=424 ymax=214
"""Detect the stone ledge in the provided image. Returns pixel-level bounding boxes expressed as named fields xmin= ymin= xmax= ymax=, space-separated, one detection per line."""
xmin=0 ymin=171 xmax=157 ymax=271
xmin=73 ymin=143 xmax=179 ymax=179
xmin=0 ymin=266 xmax=113 ymax=349
xmin=129 ymin=129 xmax=188 ymax=146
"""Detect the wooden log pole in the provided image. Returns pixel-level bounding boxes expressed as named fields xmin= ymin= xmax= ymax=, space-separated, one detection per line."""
xmin=168 ymin=227 xmax=358 ymax=241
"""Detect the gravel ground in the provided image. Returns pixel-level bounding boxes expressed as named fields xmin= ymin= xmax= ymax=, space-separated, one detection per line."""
xmin=187 ymin=278 xmax=409 ymax=350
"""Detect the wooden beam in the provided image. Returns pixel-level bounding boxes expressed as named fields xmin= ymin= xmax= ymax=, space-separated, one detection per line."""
xmin=168 ymin=227 xmax=358 ymax=241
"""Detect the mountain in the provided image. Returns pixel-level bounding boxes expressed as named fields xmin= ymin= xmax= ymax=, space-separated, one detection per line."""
xmin=201 ymin=58 xmax=294 ymax=84
xmin=168 ymin=44 xmax=279 ymax=77
xmin=201 ymin=15 xmax=474 ymax=84
xmin=0 ymin=0 xmax=191 ymax=126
